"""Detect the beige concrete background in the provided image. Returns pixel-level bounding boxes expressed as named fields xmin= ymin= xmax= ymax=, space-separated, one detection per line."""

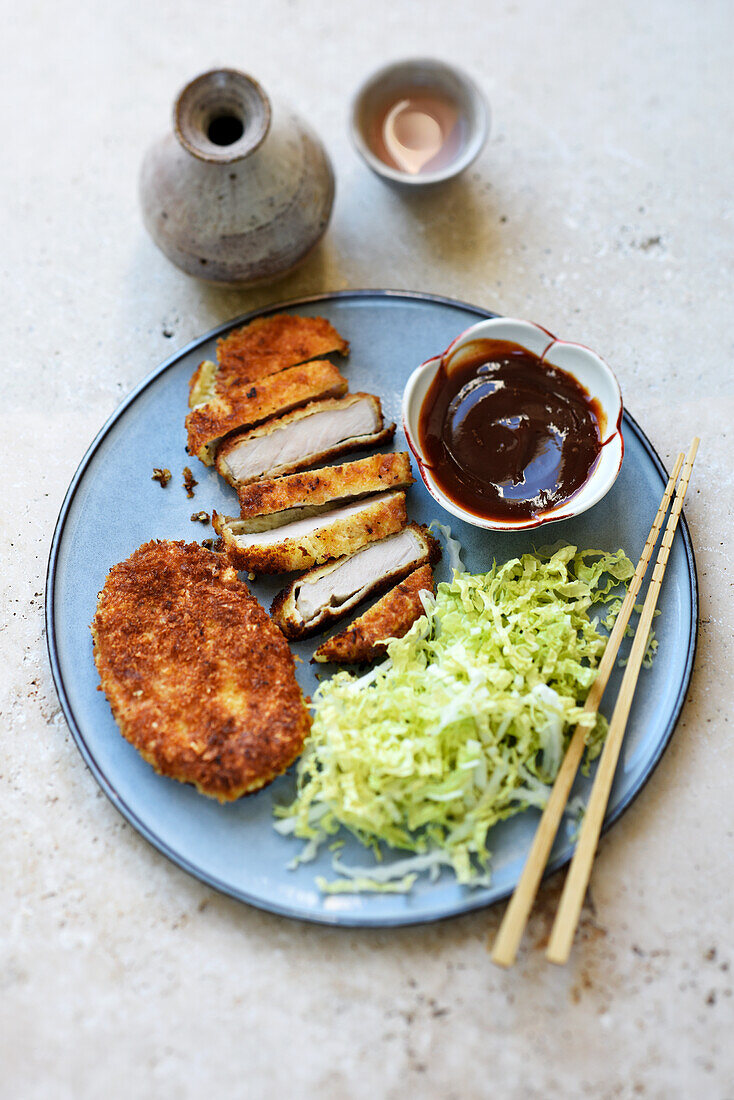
xmin=2 ymin=1 xmax=732 ymax=1097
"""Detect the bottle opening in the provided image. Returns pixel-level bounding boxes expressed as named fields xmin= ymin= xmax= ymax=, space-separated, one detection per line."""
xmin=174 ymin=70 xmax=272 ymax=163
xmin=207 ymin=114 xmax=245 ymax=146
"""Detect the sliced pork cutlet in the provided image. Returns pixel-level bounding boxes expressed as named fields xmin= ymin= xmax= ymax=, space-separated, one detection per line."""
xmin=186 ymin=359 xmax=348 ymax=465
xmin=237 ymin=452 xmax=414 ymax=519
xmin=216 ymin=393 xmax=395 ymax=488
xmin=90 ymin=540 xmax=311 ymax=802
xmin=314 ymin=564 xmax=434 ymax=663
xmin=189 ymin=314 xmax=349 ymax=407
xmin=271 ymin=525 xmax=441 ymax=640
xmin=213 ymin=489 xmax=407 ymax=575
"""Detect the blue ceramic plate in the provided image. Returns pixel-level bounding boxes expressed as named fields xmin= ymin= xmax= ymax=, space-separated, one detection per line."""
xmin=46 ymin=291 xmax=697 ymax=926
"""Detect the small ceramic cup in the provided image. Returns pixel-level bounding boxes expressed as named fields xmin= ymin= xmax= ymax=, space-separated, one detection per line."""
xmin=402 ymin=317 xmax=624 ymax=531
xmin=350 ymin=58 xmax=489 ymax=186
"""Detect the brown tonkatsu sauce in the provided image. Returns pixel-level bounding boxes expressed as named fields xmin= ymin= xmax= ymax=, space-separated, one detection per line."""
xmin=418 ymin=339 xmax=604 ymax=522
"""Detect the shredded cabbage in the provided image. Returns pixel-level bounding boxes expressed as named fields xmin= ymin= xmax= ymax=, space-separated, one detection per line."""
xmin=276 ymin=546 xmax=635 ymax=892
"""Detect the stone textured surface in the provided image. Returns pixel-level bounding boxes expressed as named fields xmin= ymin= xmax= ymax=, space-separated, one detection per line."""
xmin=2 ymin=1 xmax=732 ymax=1097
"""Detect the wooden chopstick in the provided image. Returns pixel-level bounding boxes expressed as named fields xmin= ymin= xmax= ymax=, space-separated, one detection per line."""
xmin=490 ymin=451 xmax=686 ymax=967
xmin=546 ymin=437 xmax=699 ymax=965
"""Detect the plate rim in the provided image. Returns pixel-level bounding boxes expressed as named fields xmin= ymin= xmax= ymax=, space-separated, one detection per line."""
xmin=44 ymin=288 xmax=699 ymax=927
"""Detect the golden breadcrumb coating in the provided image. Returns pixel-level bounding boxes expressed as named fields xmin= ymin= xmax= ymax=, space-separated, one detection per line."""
xmin=187 ymin=314 xmax=348 ymax=408
xmin=213 ymin=490 xmax=408 ymax=575
xmin=90 ymin=540 xmax=310 ymax=801
xmin=186 ymin=359 xmax=348 ymax=465
xmin=237 ymin=452 xmax=414 ymax=518
xmin=215 ymin=314 xmax=348 ymax=390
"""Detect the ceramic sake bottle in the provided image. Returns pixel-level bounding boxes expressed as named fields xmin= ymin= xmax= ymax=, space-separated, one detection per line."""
xmin=139 ymin=69 xmax=335 ymax=286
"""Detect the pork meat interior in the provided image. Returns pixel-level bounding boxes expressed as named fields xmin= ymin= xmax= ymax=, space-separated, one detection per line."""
xmin=216 ymin=393 xmax=393 ymax=487
xmin=271 ymin=524 xmax=440 ymax=639
xmin=313 ymin=564 xmax=434 ymax=664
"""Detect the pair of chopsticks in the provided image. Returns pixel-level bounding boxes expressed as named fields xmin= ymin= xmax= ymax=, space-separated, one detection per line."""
xmin=490 ymin=438 xmax=699 ymax=968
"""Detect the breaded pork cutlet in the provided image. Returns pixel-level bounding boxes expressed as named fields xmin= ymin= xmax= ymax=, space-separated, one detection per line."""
xmin=188 ymin=314 xmax=348 ymax=406
xmin=237 ymin=452 xmax=414 ymax=519
xmin=271 ymin=524 xmax=441 ymax=640
xmin=314 ymin=565 xmax=434 ymax=663
xmin=213 ymin=489 xmax=407 ymax=574
xmin=186 ymin=359 xmax=348 ymax=465
xmin=216 ymin=393 xmax=394 ymax=488
xmin=91 ymin=540 xmax=310 ymax=801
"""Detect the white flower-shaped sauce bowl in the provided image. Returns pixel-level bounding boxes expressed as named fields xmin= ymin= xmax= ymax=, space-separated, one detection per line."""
xmin=402 ymin=317 xmax=624 ymax=532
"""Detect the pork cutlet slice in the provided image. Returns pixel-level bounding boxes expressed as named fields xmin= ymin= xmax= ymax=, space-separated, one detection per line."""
xmin=237 ymin=452 xmax=414 ymax=519
xmin=215 ymin=393 xmax=395 ymax=487
xmin=90 ymin=540 xmax=310 ymax=801
xmin=314 ymin=565 xmax=434 ymax=663
xmin=186 ymin=359 xmax=348 ymax=465
xmin=271 ymin=524 xmax=441 ymax=640
xmin=188 ymin=314 xmax=349 ymax=406
xmin=213 ymin=489 xmax=407 ymax=575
